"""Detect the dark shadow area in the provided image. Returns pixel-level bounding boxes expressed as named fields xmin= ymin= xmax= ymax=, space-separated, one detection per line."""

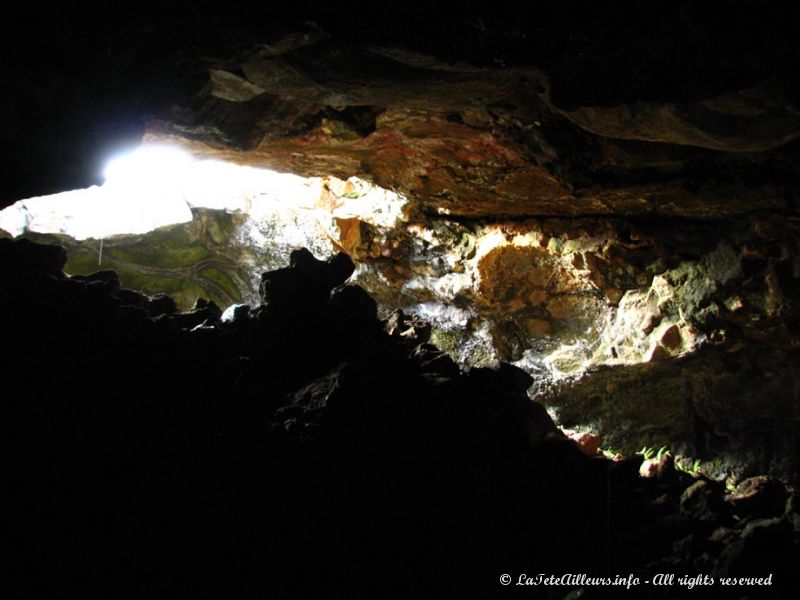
xmin=3 ymin=238 xmax=798 ymax=598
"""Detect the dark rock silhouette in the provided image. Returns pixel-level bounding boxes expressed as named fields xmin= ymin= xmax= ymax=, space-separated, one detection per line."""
xmin=3 ymin=238 xmax=798 ymax=599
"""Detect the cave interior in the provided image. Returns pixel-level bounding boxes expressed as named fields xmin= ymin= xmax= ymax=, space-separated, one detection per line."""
xmin=3 ymin=2 xmax=800 ymax=598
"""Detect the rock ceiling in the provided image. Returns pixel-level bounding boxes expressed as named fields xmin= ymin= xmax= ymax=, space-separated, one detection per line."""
xmin=3 ymin=3 xmax=799 ymax=217
xmin=146 ymin=35 xmax=800 ymax=220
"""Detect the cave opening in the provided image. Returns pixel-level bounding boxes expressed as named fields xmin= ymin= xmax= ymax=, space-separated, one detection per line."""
xmin=1 ymin=143 xmax=408 ymax=308
xmin=4 ymin=138 xmax=796 ymax=483
xmin=1 ymin=142 xmax=715 ymax=408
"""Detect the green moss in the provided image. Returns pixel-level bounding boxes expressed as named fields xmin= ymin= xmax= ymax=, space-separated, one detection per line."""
xmin=430 ymin=327 xmax=496 ymax=368
xmin=112 ymin=270 xmax=207 ymax=305
xmin=109 ymin=242 xmax=211 ymax=270
xmin=430 ymin=328 xmax=461 ymax=354
xmin=21 ymin=209 xmax=249 ymax=310
xmin=200 ymin=267 xmax=240 ymax=301
xmin=65 ymin=248 xmax=104 ymax=274
xmin=202 ymin=211 xmax=238 ymax=244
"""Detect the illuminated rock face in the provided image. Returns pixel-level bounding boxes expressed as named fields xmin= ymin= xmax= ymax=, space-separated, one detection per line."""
xmin=3 ymin=154 xmax=799 ymax=479
xmin=138 ymin=25 xmax=800 ymax=223
xmin=2 ymin=7 xmax=800 ymax=481
xmin=345 ymin=213 xmax=800 ymax=478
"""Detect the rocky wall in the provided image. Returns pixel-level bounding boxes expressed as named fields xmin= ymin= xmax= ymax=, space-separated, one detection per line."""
xmin=13 ymin=201 xmax=798 ymax=479
xmin=3 ymin=236 xmax=799 ymax=598
xmin=344 ymin=211 xmax=800 ymax=479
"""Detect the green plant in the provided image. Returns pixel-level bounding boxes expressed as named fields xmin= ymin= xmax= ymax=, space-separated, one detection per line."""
xmin=638 ymin=446 xmax=655 ymax=460
xmin=637 ymin=445 xmax=670 ymax=461
xmin=601 ymin=447 xmax=623 ymax=460
xmin=682 ymin=458 xmax=702 ymax=476
xmin=605 ymin=444 xmax=735 ymax=483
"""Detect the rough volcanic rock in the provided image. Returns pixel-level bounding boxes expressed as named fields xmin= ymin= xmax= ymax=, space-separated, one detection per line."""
xmin=680 ymin=479 xmax=731 ymax=528
xmin=729 ymin=476 xmax=792 ymax=520
xmin=10 ymin=194 xmax=800 ymax=483
xmin=3 ymin=238 xmax=799 ymax=598
xmin=4 ymin=4 xmax=800 ymax=594
xmin=554 ymin=81 xmax=800 ymax=152
xmin=546 ymin=345 xmax=800 ymax=481
xmin=146 ymin=34 xmax=799 ymax=219
xmin=259 ymin=247 xmax=354 ymax=312
xmin=7 ymin=5 xmax=799 ymax=219
xmin=2 ymin=5 xmax=799 ymax=485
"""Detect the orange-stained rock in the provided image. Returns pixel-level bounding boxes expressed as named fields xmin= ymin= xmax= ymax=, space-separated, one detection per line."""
xmin=524 ymin=318 xmax=551 ymax=337
xmin=570 ymin=431 xmax=601 ymax=456
xmin=660 ymin=324 xmax=683 ymax=350
xmin=335 ymin=217 xmax=364 ymax=256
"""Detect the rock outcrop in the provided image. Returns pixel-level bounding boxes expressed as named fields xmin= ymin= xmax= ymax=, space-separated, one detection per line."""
xmin=13 ymin=202 xmax=800 ymax=480
xmin=146 ymin=32 xmax=799 ymax=220
xmin=5 ymin=238 xmax=798 ymax=598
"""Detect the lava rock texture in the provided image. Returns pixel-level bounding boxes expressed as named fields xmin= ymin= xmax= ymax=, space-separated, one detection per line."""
xmin=4 ymin=4 xmax=800 ymax=597
xmin=3 ymin=2 xmax=800 ymax=218
xmin=3 ymin=238 xmax=799 ymax=598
